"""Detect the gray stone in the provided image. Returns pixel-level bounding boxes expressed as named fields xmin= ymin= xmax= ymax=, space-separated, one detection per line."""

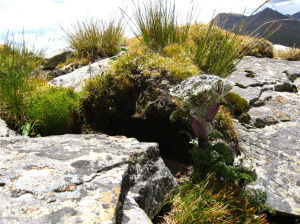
xmin=231 ymin=86 xmax=261 ymax=105
xmin=49 ymin=57 xmax=111 ymax=91
xmin=0 ymin=134 xmax=176 ymax=223
xmin=235 ymin=122 xmax=300 ymax=216
xmin=43 ymin=48 xmax=73 ymax=70
xmin=49 ymin=52 xmax=124 ymax=91
xmin=231 ymin=56 xmax=300 ymax=216
xmin=0 ymin=118 xmax=17 ymax=137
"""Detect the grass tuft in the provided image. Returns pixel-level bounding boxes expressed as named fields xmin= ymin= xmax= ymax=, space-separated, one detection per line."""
xmin=163 ymin=176 xmax=269 ymax=224
xmin=191 ymin=23 xmax=268 ymax=77
xmin=0 ymin=34 xmax=43 ymax=128
xmin=61 ymin=18 xmax=124 ymax=60
xmin=127 ymin=0 xmax=194 ymax=51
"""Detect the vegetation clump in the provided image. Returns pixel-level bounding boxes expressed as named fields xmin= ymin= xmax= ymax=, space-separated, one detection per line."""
xmin=275 ymin=46 xmax=300 ymax=61
xmin=190 ymin=23 xmax=271 ymax=77
xmin=224 ymin=92 xmax=250 ymax=116
xmin=164 ymin=176 xmax=268 ymax=224
xmin=24 ymin=86 xmax=81 ymax=136
xmin=62 ymin=18 xmax=124 ymax=61
xmin=0 ymin=35 xmax=43 ymax=129
xmin=110 ymin=42 xmax=199 ymax=83
xmin=214 ymin=105 xmax=238 ymax=143
xmin=128 ymin=0 xmax=194 ymax=51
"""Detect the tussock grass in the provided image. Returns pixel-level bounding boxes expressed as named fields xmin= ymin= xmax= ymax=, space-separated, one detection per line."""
xmin=0 ymin=34 xmax=43 ymax=128
xmin=61 ymin=18 xmax=124 ymax=60
xmin=163 ymin=176 xmax=268 ymax=224
xmin=127 ymin=0 xmax=194 ymax=51
xmin=275 ymin=46 xmax=300 ymax=61
xmin=191 ymin=22 xmax=269 ymax=77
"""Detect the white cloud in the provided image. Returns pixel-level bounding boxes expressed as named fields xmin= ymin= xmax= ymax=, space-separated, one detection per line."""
xmin=0 ymin=0 xmax=269 ymax=52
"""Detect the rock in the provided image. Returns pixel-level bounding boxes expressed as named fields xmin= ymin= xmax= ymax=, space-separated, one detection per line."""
xmin=273 ymin=44 xmax=291 ymax=54
xmin=43 ymin=48 xmax=73 ymax=70
xmin=0 ymin=134 xmax=176 ymax=223
xmin=49 ymin=52 xmax=125 ymax=91
xmin=230 ymin=56 xmax=300 ymax=216
xmin=0 ymin=118 xmax=17 ymax=137
xmin=235 ymin=122 xmax=300 ymax=216
xmin=49 ymin=58 xmax=111 ymax=91
xmin=82 ymin=72 xmax=192 ymax=161
xmin=230 ymin=86 xmax=261 ymax=105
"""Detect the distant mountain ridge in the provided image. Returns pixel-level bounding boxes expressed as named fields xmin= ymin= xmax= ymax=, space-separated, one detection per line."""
xmin=214 ymin=8 xmax=300 ymax=47
xmin=292 ymin=12 xmax=300 ymax=20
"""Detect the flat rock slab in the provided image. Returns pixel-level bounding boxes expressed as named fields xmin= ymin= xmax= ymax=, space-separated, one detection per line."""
xmin=231 ymin=56 xmax=300 ymax=216
xmin=235 ymin=122 xmax=300 ymax=216
xmin=0 ymin=134 xmax=176 ymax=223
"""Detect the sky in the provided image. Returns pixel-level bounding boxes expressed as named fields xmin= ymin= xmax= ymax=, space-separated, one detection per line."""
xmin=0 ymin=0 xmax=299 ymax=54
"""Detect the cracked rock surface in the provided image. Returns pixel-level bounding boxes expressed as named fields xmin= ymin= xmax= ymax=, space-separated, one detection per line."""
xmin=229 ymin=56 xmax=300 ymax=216
xmin=0 ymin=134 xmax=176 ymax=223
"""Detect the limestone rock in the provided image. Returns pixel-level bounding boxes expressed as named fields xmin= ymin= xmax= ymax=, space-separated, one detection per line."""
xmin=48 ymin=52 xmax=124 ymax=91
xmin=231 ymin=56 xmax=300 ymax=216
xmin=43 ymin=48 xmax=73 ymax=70
xmin=0 ymin=118 xmax=17 ymax=137
xmin=49 ymin=57 xmax=111 ymax=91
xmin=0 ymin=134 xmax=176 ymax=223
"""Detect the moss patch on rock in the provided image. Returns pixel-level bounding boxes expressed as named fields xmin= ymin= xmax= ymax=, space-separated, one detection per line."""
xmin=224 ymin=92 xmax=250 ymax=116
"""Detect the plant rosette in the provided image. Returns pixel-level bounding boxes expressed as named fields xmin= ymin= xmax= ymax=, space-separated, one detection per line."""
xmin=170 ymin=74 xmax=234 ymax=145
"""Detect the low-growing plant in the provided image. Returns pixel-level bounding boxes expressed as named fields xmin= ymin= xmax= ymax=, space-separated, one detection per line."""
xmin=275 ymin=46 xmax=300 ymax=61
xmin=110 ymin=42 xmax=199 ymax=83
xmin=224 ymin=92 xmax=250 ymax=116
xmin=61 ymin=18 xmax=124 ymax=60
xmin=163 ymin=176 xmax=269 ymax=224
xmin=126 ymin=0 xmax=194 ymax=51
xmin=24 ymin=86 xmax=81 ymax=136
xmin=0 ymin=34 xmax=43 ymax=128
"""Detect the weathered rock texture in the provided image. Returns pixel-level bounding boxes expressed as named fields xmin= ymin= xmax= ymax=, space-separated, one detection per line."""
xmin=43 ymin=48 xmax=73 ymax=70
xmin=229 ymin=56 xmax=300 ymax=216
xmin=0 ymin=118 xmax=17 ymax=137
xmin=49 ymin=58 xmax=111 ymax=91
xmin=48 ymin=52 xmax=124 ymax=91
xmin=0 ymin=134 xmax=176 ymax=223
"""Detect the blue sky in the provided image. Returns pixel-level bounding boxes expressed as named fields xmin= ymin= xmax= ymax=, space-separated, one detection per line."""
xmin=0 ymin=0 xmax=299 ymax=54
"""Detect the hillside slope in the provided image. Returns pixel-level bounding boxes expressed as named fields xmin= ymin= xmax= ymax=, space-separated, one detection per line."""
xmin=215 ymin=8 xmax=300 ymax=47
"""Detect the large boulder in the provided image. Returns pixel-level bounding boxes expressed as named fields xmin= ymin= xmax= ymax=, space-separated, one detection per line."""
xmin=230 ymin=56 xmax=300 ymax=217
xmin=0 ymin=134 xmax=176 ymax=223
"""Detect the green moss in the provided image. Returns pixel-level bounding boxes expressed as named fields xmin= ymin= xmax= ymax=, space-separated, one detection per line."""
xmin=110 ymin=42 xmax=199 ymax=83
xmin=245 ymin=70 xmax=255 ymax=78
xmin=236 ymin=82 xmax=247 ymax=89
xmin=224 ymin=92 xmax=250 ymax=115
xmin=56 ymin=56 xmax=89 ymax=69
xmin=24 ymin=86 xmax=81 ymax=135
xmin=238 ymin=112 xmax=251 ymax=124
xmin=214 ymin=106 xmax=238 ymax=142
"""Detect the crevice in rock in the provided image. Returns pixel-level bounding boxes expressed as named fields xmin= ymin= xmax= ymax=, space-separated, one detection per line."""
xmin=55 ymin=161 xmax=130 ymax=191
xmin=115 ymin=162 xmax=136 ymax=224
